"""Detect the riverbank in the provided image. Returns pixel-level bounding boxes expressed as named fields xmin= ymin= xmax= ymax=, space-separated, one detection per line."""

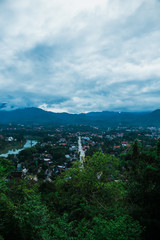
xmin=0 ymin=140 xmax=37 ymax=157
xmin=0 ymin=141 xmax=26 ymax=155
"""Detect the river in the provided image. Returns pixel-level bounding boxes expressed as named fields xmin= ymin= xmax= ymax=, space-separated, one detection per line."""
xmin=0 ymin=140 xmax=37 ymax=157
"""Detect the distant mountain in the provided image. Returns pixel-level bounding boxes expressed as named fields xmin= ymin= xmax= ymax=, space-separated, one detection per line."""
xmin=0 ymin=107 xmax=86 ymax=126
xmin=149 ymin=109 xmax=160 ymax=117
xmin=0 ymin=107 xmax=68 ymax=125
xmin=142 ymin=109 xmax=160 ymax=126
xmin=0 ymin=107 xmax=159 ymax=128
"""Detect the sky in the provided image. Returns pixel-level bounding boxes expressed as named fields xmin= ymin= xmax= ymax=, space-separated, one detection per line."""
xmin=0 ymin=0 xmax=160 ymax=113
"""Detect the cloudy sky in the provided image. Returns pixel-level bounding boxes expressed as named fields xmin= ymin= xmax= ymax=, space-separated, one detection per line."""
xmin=0 ymin=0 xmax=160 ymax=113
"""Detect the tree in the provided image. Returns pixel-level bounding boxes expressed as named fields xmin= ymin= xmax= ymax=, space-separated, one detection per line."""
xmin=55 ymin=153 xmax=122 ymax=217
xmin=0 ymin=158 xmax=17 ymax=240
xmin=76 ymin=215 xmax=142 ymax=240
xmin=122 ymin=141 xmax=160 ymax=240
xmin=14 ymin=191 xmax=51 ymax=240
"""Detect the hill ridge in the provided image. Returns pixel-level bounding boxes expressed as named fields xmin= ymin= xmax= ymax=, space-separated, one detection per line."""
xmin=0 ymin=107 xmax=159 ymax=127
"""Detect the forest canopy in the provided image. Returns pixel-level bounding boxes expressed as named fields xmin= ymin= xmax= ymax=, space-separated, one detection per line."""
xmin=0 ymin=141 xmax=160 ymax=240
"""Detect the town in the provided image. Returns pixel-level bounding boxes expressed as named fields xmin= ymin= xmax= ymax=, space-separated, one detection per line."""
xmin=0 ymin=123 xmax=159 ymax=181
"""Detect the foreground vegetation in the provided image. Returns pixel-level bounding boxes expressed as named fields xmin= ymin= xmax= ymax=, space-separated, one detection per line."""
xmin=0 ymin=140 xmax=160 ymax=240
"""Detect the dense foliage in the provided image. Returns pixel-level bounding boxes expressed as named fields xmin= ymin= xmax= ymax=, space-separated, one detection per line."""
xmin=0 ymin=141 xmax=160 ymax=240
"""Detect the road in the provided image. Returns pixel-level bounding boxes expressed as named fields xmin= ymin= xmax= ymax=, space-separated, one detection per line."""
xmin=78 ymin=136 xmax=85 ymax=165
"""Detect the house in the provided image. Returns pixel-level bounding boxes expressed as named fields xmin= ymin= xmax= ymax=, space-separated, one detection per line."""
xmin=113 ymin=146 xmax=121 ymax=149
xmin=8 ymin=136 xmax=14 ymax=141
xmin=57 ymin=165 xmax=66 ymax=171
xmin=121 ymin=141 xmax=128 ymax=147
xmin=44 ymin=158 xmax=52 ymax=164
xmin=117 ymin=133 xmax=124 ymax=137
xmin=65 ymin=154 xmax=71 ymax=159
xmin=90 ymin=141 xmax=96 ymax=146
xmin=60 ymin=143 xmax=67 ymax=146
xmin=106 ymin=135 xmax=113 ymax=140
xmin=59 ymin=138 xmax=66 ymax=143
xmin=69 ymin=146 xmax=77 ymax=151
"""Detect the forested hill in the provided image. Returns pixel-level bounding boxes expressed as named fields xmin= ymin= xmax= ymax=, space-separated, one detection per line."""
xmin=0 ymin=107 xmax=160 ymax=127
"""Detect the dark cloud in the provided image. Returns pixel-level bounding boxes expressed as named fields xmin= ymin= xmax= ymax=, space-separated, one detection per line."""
xmin=0 ymin=103 xmax=7 ymax=109
xmin=0 ymin=0 xmax=160 ymax=113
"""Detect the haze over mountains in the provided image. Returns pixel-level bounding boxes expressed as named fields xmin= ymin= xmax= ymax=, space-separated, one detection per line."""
xmin=0 ymin=107 xmax=160 ymax=128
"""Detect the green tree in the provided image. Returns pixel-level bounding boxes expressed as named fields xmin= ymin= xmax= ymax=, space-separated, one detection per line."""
xmin=122 ymin=141 xmax=160 ymax=240
xmin=54 ymin=153 xmax=122 ymax=219
xmin=13 ymin=189 xmax=51 ymax=240
xmin=50 ymin=213 xmax=142 ymax=240
xmin=76 ymin=215 xmax=142 ymax=240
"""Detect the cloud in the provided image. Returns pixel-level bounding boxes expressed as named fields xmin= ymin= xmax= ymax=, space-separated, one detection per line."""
xmin=0 ymin=0 xmax=160 ymax=113
xmin=0 ymin=103 xmax=7 ymax=109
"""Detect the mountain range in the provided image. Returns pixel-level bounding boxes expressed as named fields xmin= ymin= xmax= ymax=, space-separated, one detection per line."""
xmin=0 ymin=107 xmax=160 ymax=128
